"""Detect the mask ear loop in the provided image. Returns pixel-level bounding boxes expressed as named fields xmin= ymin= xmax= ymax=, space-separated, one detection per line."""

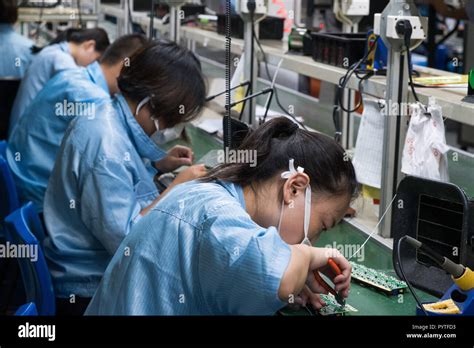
xmin=302 ymin=186 xmax=312 ymax=246
xmin=279 ymin=159 xmax=308 ymax=244
xmin=135 ymin=96 xmax=151 ymax=117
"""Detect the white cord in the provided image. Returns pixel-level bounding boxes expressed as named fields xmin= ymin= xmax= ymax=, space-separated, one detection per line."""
xmin=255 ymin=14 xmax=267 ymax=24
xmin=262 ymin=57 xmax=284 ymax=118
xmin=347 ymin=194 xmax=398 ymax=261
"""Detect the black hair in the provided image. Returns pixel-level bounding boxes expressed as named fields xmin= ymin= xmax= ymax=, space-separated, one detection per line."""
xmin=100 ymin=33 xmax=149 ymax=66
xmin=0 ymin=0 xmax=17 ymax=24
xmin=203 ymin=117 xmax=360 ymax=199
xmin=117 ymin=40 xmax=206 ymax=127
xmin=31 ymin=28 xmax=110 ymax=54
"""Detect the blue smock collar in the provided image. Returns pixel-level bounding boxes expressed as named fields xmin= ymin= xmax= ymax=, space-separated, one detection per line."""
xmin=58 ymin=41 xmax=70 ymax=53
xmin=217 ymin=180 xmax=247 ymax=211
xmin=86 ymin=62 xmax=110 ymax=94
xmin=114 ymin=94 xmax=167 ymax=162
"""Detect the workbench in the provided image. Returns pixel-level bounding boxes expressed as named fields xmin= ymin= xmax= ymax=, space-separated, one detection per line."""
xmin=164 ymin=124 xmax=438 ymax=316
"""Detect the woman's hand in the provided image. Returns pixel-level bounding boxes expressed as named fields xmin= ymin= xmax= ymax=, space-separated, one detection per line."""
xmin=295 ymin=285 xmax=327 ymax=310
xmin=278 ymin=246 xmax=352 ymax=305
xmin=307 ymin=248 xmax=352 ymax=300
xmin=155 ymin=145 xmax=194 ymax=173
xmin=173 ymin=164 xmax=207 ymax=185
xmin=140 ymin=164 xmax=206 ymax=216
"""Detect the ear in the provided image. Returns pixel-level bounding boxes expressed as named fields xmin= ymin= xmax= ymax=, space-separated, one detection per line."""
xmin=282 ymin=173 xmax=310 ymax=204
xmin=82 ymin=40 xmax=96 ymax=52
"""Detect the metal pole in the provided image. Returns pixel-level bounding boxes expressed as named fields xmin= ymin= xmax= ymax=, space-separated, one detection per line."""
xmin=341 ymin=22 xmax=358 ymax=150
xmin=123 ymin=0 xmax=130 ymax=35
xmin=242 ymin=19 xmax=258 ymax=125
xmin=169 ymin=6 xmax=181 ymax=42
xmin=380 ymin=49 xmax=409 ymax=237
xmin=378 ymin=0 xmax=424 ymax=237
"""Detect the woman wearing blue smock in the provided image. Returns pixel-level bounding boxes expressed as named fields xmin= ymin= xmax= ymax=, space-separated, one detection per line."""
xmin=8 ymin=27 xmax=110 ymax=136
xmin=0 ymin=0 xmax=33 ymax=78
xmin=6 ymin=34 xmax=148 ymax=213
xmin=43 ymin=41 xmax=208 ymax=316
xmin=85 ymin=117 xmax=359 ymax=315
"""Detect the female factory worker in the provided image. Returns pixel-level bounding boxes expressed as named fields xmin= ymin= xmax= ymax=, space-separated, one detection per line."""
xmin=0 ymin=0 xmax=33 ymax=78
xmin=6 ymin=34 xmax=149 ymax=213
xmin=9 ymin=27 xmax=110 ymax=135
xmin=43 ymin=40 xmax=207 ymax=315
xmin=86 ymin=117 xmax=359 ymax=315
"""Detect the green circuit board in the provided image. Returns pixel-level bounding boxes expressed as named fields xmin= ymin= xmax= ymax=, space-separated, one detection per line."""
xmin=317 ymin=294 xmax=358 ymax=316
xmin=350 ymin=262 xmax=408 ymax=295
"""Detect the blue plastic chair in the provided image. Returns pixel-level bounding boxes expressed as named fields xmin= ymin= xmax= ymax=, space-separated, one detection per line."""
xmin=0 ymin=140 xmax=6 ymax=159
xmin=0 ymin=155 xmax=20 ymax=224
xmin=5 ymin=202 xmax=54 ymax=315
xmin=15 ymin=302 xmax=38 ymax=316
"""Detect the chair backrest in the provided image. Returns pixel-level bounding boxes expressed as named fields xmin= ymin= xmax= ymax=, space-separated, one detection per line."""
xmin=15 ymin=302 xmax=38 ymax=316
xmin=0 ymin=155 xmax=20 ymax=223
xmin=0 ymin=79 xmax=21 ymax=140
xmin=5 ymin=202 xmax=55 ymax=315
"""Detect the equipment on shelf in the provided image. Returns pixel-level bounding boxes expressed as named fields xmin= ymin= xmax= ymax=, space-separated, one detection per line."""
xmin=310 ymin=32 xmax=367 ymax=68
xmin=363 ymin=29 xmax=388 ymax=71
xmin=462 ymin=69 xmax=474 ymax=103
xmin=216 ymin=15 xmax=284 ymax=40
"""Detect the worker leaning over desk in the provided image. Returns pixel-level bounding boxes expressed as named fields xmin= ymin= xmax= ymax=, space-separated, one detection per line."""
xmin=43 ymin=40 xmax=207 ymax=316
xmin=8 ymin=27 xmax=110 ymax=136
xmin=0 ymin=0 xmax=33 ymax=79
xmin=6 ymin=34 xmax=149 ymax=214
xmin=86 ymin=117 xmax=357 ymax=315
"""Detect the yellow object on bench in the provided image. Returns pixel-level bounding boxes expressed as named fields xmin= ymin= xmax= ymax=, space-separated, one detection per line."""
xmin=423 ymin=299 xmax=461 ymax=315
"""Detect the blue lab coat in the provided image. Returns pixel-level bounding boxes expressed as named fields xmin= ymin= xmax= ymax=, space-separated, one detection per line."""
xmin=43 ymin=93 xmax=167 ymax=298
xmin=0 ymin=24 xmax=33 ymax=78
xmin=85 ymin=180 xmax=292 ymax=315
xmin=9 ymin=41 xmax=77 ymax=136
xmin=6 ymin=62 xmax=109 ymax=212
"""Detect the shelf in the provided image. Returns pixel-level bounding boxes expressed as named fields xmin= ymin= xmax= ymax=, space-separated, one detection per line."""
xmin=18 ymin=7 xmax=98 ymax=22
xmin=100 ymin=4 xmax=474 ymax=126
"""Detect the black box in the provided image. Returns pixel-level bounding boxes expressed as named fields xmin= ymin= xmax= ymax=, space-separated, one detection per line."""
xmin=310 ymin=32 xmax=366 ymax=68
xmin=217 ymin=15 xmax=284 ymax=40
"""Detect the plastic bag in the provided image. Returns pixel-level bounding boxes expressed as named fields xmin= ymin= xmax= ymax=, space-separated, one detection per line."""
xmin=401 ymin=98 xmax=449 ymax=182
xmin=353 ymin=98 xmax=385 ymax=188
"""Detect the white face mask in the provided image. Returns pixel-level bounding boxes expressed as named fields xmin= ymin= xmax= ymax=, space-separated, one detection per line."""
xmin=150 ymin=123 xmax=185 ymax=145
xmin=135 ymin=96 xmax=184 ymax=145
xmin=277 ymin=159 xmax=312 ymax=246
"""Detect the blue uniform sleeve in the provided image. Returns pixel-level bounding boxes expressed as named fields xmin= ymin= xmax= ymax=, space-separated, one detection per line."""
xmin=197 ymin=204 xmax=292 ymax=315
xmin=79 ymin=159 xmax=142 ymax=255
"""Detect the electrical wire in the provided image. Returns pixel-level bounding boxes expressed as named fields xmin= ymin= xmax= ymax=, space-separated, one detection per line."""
xmin=253 ymin=31 xmax=307 ymax=130
xmin=332 ymin=36 xmax=379 ymax=142
xmin=262 ymin=58 xmax=283 ymax=124
xmin=348 ymin=194 xmax=398 ymax=261
xmin=403 ymin=26 xmax=421 ymax=104
xmin=396 ymin=236 xmax=428 ymax=316
xmin=336 ymin=38 xmax=378 ymax=113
